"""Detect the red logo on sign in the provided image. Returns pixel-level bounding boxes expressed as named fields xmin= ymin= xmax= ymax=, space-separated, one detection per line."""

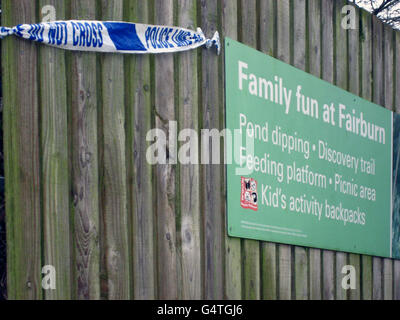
xmin=240 ymin=177 xmax=258 ymax=211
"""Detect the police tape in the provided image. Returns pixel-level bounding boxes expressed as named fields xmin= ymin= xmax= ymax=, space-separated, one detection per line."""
xmin=0 ymin=20 xmax=220 ymax=55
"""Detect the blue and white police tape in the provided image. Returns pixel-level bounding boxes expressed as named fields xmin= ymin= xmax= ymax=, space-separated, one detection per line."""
xmin=0 ymin=20 xmax=220 ymax=55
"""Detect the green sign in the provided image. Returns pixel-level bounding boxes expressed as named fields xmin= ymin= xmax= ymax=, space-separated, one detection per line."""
xmin=225 ymin=37 xmax=400 ymax=259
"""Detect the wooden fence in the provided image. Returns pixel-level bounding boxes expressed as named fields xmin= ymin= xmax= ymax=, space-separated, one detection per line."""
xmin=1 ymin=0 xmax=400 ymax=300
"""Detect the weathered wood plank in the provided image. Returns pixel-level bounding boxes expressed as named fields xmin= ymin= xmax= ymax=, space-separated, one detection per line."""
xmin=276 ymin=0 xmax=290 ymax=63
xmin=321 ymin=0 xmax=334 ymax=83
xmin=359 ymin=10 xmax=373 ymax=301
xmin=276 ymin=0 xmax=291 ymax=300
xmin=242 ymin=238 xmax=261 ymax=299
xmin=308 ymin=0 xmax=322 ymax=300
xmin=241 ymin=0 xmax=257 ymax=46
xmin=293 ymin=0 xmax=306 ymax=70
xmin=259 ymin=0 xmax=277 ymax=300
xmin=360 ymin=10 xmax=373 ymax=104
xmin=397 ymin=31 xmax=400 ymax=114
xmin=294 ymin=246 xmax=308 ymax=300
xmin=177 ymin=0 xmax=202 ymax=300
xmin=322 ymin=250 xmax=335 ymax=300
xmin=348 ymin=255 xmax=361 ymax=300
xmin=1 ymin=1 xmax=16 ymax=297
xmin=240 ymin=0 xmax=260 ymax=300
xmin=38 ymin=0 xmax=71 ymax=300
xmin=308 ymin=248 xmax=321 ymax=300
xmin=383 ymin=25 xmax=394 ymax=113
xmin=335 ymin=0 xmax=348 ymax=90
xmin=100 ymin=0 xmax=130 ymax=300
xmin=154 ymin=0 xmax=178 ymax=300
xmin=125 ymin=0 xmax=156 ymax=300
xmin=334 ymin=0 xmax=349 ymax=301
xmin=321 ymin=0 xmax=335 ymax=300
xmin=261 ymin=242 xmax=277 ymax=300
xmin=293 ymin=0 xmax=308 ymax=300
xmin=335 ymin=253 xmax=347 ymax=300
xmin=201 ymin=0 xmax=224 ymax=299
xmin=348 ymin=242 xmax=361 ymax=297
xmin=3 ymin=0 xmax=42 ymax=300
xmin=308 ymin=0 xmax=321 ymax=79
xmin=383 ymin=24 xmax=394 ymax=300
xmin=348 ymin=3 xmax=360 ymax=97
xmin=278 ymin=245 xmax=291 ymax=300
xmin=222 ymin=0 xmax=242 ymax=300
xmin=395 ymin=260 xmax=400 ymax=300
xmin=259 ymin=0 xmax=275 ymax=57
xmin=362 ymin=255 xmax=373 ymax=300
xmin=372 ymin=17 xmax=384 ymax=106
xmin=292 ymin=0 xmax=308 ymax=300
xmin=395 ymin=32 xmax=400 ymax=301
xmin=70 ymin=0 xmax=101 ymax=300
xmin=371 ymin=15 xmax=384 ymax=300
xmin=373 ymin=257 xmax=383 ymax=299
xmin=383 ymin=259 xmax=393 ymax=300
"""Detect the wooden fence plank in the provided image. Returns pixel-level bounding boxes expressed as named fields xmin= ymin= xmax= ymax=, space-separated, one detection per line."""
xmin=321 ymin=0 xmax=335 ymax=300
xmin=397 ymin=32 xmax=400 ymax=115
xmin=308 ymin=0 xmax=322 ymax=300
xmin=348 ymin=255 xmax=361 ymax=299
xmin=240 ymin=0 xmax=260 ymax=300
xmin=361 ymin=254 xmax=373 ymax=298
xmin=293 ymin=0 xmax=307 ymax=69
xmin=294 ymin=246 xmax=308 ymax=300
xmin=70 ymin=0 xmax=100 ymax=299
xmin=359 ymin=9 xmax=373 ymax=300
xmin=383 ymin=259 xmax=393 ymax=300
xmin=38 ymin=0 xmax=71 ymax=300
xmin=201 ymin=0 xmax=224 ymax=299
xmin=259 ymin=0 xmax=275 ymax=57
xmin=383 ymin=24 xmax=394 ymax=300
xmin=360 ymin=10 xmax=373 ymax=106
xmin=125 ymin=0 xmax=156 ymax=300
xmin=395 ymin=31 xmax=400 ymax=301
xmin=70 ymin=0 xmax=101 ymax=300
xmin=261 ymin=242 xmax=277 ymax=300
xmin=259 ymin=0 xmax=277 ymax=300
xmin=395 ymin=261 xmax=400 ymax=300
xmin=308 ymin=0 xmax=321 ymax=79
xmin=100 ymin=0 xmax=130 ymax=300
xmin=177 ymin=0 xmax=202 ymax=300
xmin=372 ymin=16 xmax=384 ymax=107
xmin=348 ymin=2 xmax=360 ymax=96
xmin=276 ymin=0 xmax=291 ymax=300
xmin=2 ymin=0 xmax=42 ymax=300
xmin=335 ymin=0 xmax=348 ymax=89
xmin=372 ymin=15 xmax=384 ymax=300
xmin=293 ymin=0 xmax=308 ymax=300
xmin=334 ymin=0 xmax=349 ymax=301
xmin=222 ymin=0 xmax=242 ymax=300
xmin=373 ymin=258 xmax=383 ymax=299
xmin=154 ymin=0 xmax=178 ymax=300
xmin=347 ymin=3 xmax=361 ymax=301
xmin=242 ymin=224 xmax=261 ymax=295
